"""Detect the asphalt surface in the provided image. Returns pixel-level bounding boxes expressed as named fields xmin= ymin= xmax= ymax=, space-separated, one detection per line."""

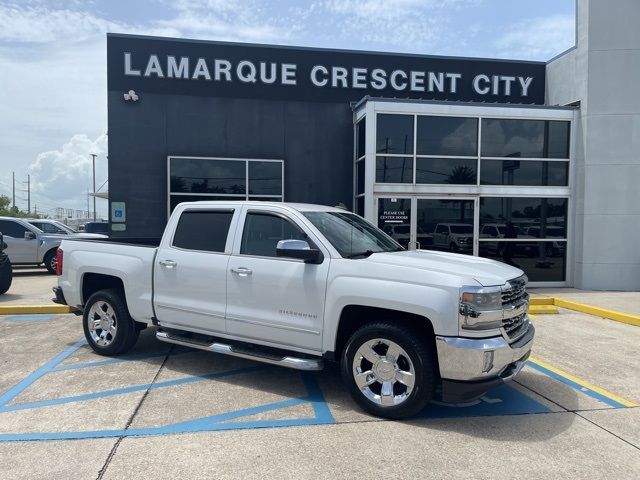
xmin=0 ymin=275 xmax=638 ymax=479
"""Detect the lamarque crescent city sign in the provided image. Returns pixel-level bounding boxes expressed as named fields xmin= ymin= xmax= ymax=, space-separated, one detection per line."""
xmin=123 ymin=53 xmax=535 ymax=98
xmin=107 ymin=34 xmax=546 ymax=104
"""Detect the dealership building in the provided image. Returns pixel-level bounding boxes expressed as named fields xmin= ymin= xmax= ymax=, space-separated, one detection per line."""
xmin=106 ymin=0 xmax=639 ymax=290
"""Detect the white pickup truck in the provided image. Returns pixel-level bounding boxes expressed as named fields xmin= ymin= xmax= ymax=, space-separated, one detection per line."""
xmin=54 ymin=201 xmax=533 ymax=419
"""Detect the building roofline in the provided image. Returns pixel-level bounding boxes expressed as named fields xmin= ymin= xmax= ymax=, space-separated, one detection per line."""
xmin=106 ymin=32 xmax=546 ymax=66
xmin=351 ymin=95 xmax=579 ymax=111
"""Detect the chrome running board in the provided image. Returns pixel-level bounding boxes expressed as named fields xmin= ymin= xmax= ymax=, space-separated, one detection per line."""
xmin=156 ymin=330 xmax=324 ymax=371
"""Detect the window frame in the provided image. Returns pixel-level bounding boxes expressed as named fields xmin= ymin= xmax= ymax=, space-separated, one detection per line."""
xmin=167 ymin=156 xmax=284 ymax=217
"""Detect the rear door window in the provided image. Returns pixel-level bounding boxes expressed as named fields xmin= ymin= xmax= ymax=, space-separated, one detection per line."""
xmin=172 ymin=210 xmax=234 ymax=253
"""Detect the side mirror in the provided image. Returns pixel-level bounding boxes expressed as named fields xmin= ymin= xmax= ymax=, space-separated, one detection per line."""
xmin=24 ymin=231 xmax=36 ymax=240
xmin=276 ymin=239 xmax=323 ymax=264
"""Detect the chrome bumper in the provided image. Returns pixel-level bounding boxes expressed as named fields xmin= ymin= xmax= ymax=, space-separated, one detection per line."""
xmin=435 ymin=322 xmax=534 ymax=382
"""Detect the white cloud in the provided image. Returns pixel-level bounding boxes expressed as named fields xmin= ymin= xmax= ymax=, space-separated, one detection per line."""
xmin=27 ymin=133 xmax=108 ymax=215
xmin=494 ymin=14 xmax=575 ymax=59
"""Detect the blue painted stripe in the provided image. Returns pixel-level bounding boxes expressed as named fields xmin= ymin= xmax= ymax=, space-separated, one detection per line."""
xmin=5 ymin=315 xmax=54 ymax=322
xmin=0 ymin=365 xmax=267 ymax=413
xmin=300 ymin=372 xmax=335 ymax=424
xmin=527 ymin=361 xmax=627 ymax=409
xmin=0 ymin=339 xmax=86 ymax=407
xmin=51 ymin=347 xmax=193 ymax=372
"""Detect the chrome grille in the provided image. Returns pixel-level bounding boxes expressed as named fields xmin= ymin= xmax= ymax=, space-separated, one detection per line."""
xmin=501 ymin=276 xmax=527 ymax=305
xmin=501 ymin=275 xmax=529 ymax=341
xmin=503 ymin=312 xmax=528 ymax=340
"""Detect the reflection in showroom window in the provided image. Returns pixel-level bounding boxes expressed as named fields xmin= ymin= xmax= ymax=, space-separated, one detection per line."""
xmin=479 ymin=197 xmax=568 ymax=282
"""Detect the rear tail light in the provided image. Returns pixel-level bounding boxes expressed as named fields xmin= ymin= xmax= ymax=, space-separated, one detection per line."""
xmin=55 ymin=248 xmax=63 ymax=276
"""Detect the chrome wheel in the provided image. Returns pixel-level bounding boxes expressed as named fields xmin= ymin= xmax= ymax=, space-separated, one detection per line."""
xmin=87 ymin=301 xmax=117 ymax=347
xmin=352 ymin=338 xmax=415 ymax=407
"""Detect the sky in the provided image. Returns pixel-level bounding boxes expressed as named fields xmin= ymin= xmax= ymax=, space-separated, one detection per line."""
xmin=0 ymin=0 xmax=576 ymax=218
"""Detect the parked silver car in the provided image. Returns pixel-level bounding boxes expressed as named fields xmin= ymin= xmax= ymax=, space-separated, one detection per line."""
xmin=0 ymin=217 xmax=103 ymax=274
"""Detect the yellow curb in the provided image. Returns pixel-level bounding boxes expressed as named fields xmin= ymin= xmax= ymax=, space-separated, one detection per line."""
xmin=553 ymin=298 xmax=640 ymax=327
xmin=529 ymin=356 xmax=639 ymax=408
xmin=0 ymin=305 xmax=72 ymax=315
xmin=528 ymin=304 xmax=559 ymax=315
xmin=529 ymin=296 xmax=555 ymax=305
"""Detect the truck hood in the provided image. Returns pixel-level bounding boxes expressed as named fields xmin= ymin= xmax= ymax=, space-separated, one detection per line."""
xmin=365 ymin=250 xmax=524 ymax=287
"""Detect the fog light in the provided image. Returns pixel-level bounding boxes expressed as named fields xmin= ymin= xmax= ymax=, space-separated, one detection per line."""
xmin=482 ymin=351 xmax=494 ymax=373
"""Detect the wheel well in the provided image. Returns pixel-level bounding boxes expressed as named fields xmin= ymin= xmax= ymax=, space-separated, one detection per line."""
xmin=44 ymin=247 xmax=58 ymax=261
xmin=334 ymin=305 xmax=436 ymax=361
xmin=82 ymin=273 xmax=125 ymax=305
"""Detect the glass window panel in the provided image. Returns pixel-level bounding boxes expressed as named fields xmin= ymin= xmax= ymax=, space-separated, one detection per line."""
xmin=172 ymin=210 xmax=234 ymax=252
xmin=0 ymin=220 xmax=29 ymax=238
xmin=248 ymin=161 xmax=282 ymax=196
xmin=480 ymin=197 xmax=568 ymax=238
xmin=356 ymin=160 xmax=365 ymax=194
xmin=416 ymin=116 xmax=478 ymax=156
xmin=480 ymin=160 xmax=568 ymax=186
xmin=376 ymin=114 xmax=414 ymax=154
xmin=240 ymin=213 xmax=307 ymax=258
xmin=170 ymin=195 xmax=243 ymax=213
xmin=356 ymin=196 xmax=365 ymax=217
xmin=356 ymin=118 xmax=366 ymax=158
xmin=547 ymin=121 xmax=570 ymax=158
xmin=481 ymin=119 xmax=545 ymax=157
xmin=416 ymin=199 xmax=474 ymax=254
xmin=416 ymin=158 xmax=477 ymax=184
xmin=376 ymin=156 xmax=413 ymax=183
xmin=479 ymin=241 xmax=566 ymax=282
xmin=170 ymin=158 xmax=246 ymax=194
xmin=377 ymin=198 xmax=411 ymax=249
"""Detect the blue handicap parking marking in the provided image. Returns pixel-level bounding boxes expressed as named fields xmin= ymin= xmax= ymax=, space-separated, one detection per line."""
xmin=4 ymin=314 xmax=54 ymax=322
xmin=418 ymin=384 xmax=551 ymax=419
xmin=0 ymin=340 xmax=335 ymax=442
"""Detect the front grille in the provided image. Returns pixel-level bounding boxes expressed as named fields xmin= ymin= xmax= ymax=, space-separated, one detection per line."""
xmin=503 ymin=312 xmax=528 ymax=340
xmin=501 ymin=275 xmax=529 ymax=341
xmin=501 ymin=276 xmax=527 ymax=305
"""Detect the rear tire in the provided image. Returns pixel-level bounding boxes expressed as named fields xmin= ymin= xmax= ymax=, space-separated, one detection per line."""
xmin=341 ymin=321 xmax=436 ymax=419
xmin=82 ymin=289 xmax=139 ymax=356
xmin=0 ymin=257 xmax=12 ymax=295
xmin=44 ymin=249 xmax=57 ymax=275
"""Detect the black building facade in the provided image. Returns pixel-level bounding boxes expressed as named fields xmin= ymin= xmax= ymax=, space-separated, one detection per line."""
xmin=107 ymin=33 xmax=546 ymax=239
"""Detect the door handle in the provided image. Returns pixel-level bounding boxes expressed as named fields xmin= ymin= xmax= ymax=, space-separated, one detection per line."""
xmin=159 ymin=259 xmax=177 ymax=268
xmin=230 ymin=267 xmax=252 ymax=276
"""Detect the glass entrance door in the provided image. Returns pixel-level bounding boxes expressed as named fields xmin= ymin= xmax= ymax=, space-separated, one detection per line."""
xmin=377 ymin=196 xmax=477 ymax=254
xmin=416 ymin=198 xmax=475 ymax=255
xmin=377 ymin=197 xmax=414 ymax=249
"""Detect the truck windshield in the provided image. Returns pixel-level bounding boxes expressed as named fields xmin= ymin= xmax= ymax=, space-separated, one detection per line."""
xmin=303 ymin=211 xmax=403 ymax=258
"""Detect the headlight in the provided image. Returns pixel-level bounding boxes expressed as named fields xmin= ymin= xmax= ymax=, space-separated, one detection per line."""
xmin=459 ymin=286 xmax=503 ymax=331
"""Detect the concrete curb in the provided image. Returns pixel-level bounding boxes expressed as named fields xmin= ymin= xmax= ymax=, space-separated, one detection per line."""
xmin=0 ymin=305 xmax=72 ymax=315
xmin=553 ymin=297 xmax=640 ymax=327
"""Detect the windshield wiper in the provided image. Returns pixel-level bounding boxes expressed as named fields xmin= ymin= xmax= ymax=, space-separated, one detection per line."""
xmin=345 ymin=250 xmax=375 ymax=259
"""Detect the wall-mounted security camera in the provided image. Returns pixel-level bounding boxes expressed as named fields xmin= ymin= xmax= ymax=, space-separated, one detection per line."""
xmin=123 ymin=90 xmax=139 ymax=102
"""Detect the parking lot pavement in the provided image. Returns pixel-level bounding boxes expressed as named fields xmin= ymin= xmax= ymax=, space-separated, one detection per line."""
xmin=0 ymin=310 xmax=638 ymax=479
xmin=0 ymin=267 xmax=55 ymax=306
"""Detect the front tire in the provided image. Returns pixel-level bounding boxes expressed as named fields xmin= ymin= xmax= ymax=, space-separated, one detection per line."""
xmin=44 ymin=249 xmax=57 ymax=275
xmin=341 ymin=321 xmax=436 ymax=419
xmin=82 ymin=289 xmax=139 ymax=356
xmin=0 ymin=257 xmax=12 ymax=295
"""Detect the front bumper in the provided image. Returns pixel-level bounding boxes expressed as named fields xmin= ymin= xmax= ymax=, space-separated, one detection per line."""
xmin=436 ymin=322 xmax=534 ymax=382
xmin=435 ymin=322 xmax=534 ymax=401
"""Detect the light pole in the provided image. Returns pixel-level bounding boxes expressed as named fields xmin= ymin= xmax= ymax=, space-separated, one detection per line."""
xmin=91 ymin=154 xmax=97 ymax=220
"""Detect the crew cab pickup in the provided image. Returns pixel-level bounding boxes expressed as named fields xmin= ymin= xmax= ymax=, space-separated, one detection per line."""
xmin=55 ymin=202 xmax=534 ymax=419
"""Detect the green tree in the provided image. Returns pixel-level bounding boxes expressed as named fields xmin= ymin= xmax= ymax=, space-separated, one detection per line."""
xmin=0 ymin=194 xmax=41 ymax=218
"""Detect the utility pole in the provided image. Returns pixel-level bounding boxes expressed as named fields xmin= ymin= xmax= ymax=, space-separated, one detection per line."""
xmin=91 ymin=154 xmax=97 ymax=221
xmin=12 ymin=172 xmax=15 ymax=208
xmin=27 ymin=174 xmax=31 ymax=214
